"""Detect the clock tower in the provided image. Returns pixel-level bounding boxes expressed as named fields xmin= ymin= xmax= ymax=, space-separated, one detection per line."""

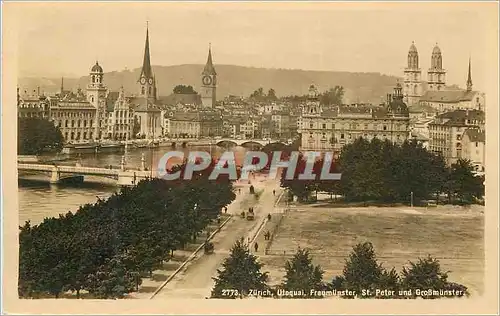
xmin=138 ymin=23 xmax=156 ymax=102
xmin=201 ymin=44 xmax=217 ymax=108
xmin=86 ymin=61 xmax=107 ymax=140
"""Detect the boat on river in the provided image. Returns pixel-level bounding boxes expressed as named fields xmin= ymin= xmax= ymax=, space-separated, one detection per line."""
xmin=99 ymin=143 xmax=125 ymax=153
xmin=62 ymin=141 xmax=125 ymax=155
xmin=62 ymin=143 xmax=98 ymax=155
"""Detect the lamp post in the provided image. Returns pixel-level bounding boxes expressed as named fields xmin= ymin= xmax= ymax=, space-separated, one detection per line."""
xmin=410 ymin=191 xmax=414 ymax=208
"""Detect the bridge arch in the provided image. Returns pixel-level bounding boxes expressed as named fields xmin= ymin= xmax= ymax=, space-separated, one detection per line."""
xmin=216 ymin=140 xmax=238 ymax=147
xmin=240 ymin=141 xmax=264 ymax=148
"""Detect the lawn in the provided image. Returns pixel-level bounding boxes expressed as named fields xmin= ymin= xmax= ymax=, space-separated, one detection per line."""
xmin=259 ymin=205 xmax=484 ymax=295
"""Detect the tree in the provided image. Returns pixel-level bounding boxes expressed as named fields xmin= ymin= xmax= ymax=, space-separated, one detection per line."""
xmin=85 ymin=254 xmax=138 ymax=299
xmin=280 ymin=154 xmax=316 ymax=202
xmin=267 ymin=88 xmax=278 ymax=101
xmin=337 ymin=138 xmax=387 ymax=202
xmin=173 ymin=85 xmax=197 ymax=94
xmin=337 ymin=138 xmax=449 ymax=204
xmin=336 ymin=242 xmax=385 ymax=298
xmin=211 ymin=238 xmax=269 ymax=298
xmin=19 ymin=171 xmax=236 ymax=299
xmin=18 ymin=117 xmax=64 ymax=155
xmin=401 ymin=255 xmax=469 ymax=298
xmin=446 ymin=159 xmax=484 ymax=204
xmin=320 ymin=86 xmax=344 ymax=106
xmin=281 ymin=248 xmax=325 ymax=298
xmin=249 ymin=87 xmax=266 ymax=101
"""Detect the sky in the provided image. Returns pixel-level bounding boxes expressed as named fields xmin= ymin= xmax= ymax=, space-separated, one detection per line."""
xmin=10 ymin=2 xmax=498 ymax=93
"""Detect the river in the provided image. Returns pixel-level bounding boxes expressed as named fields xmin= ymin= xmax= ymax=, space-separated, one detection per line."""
xmin=18 ymin=145 xmax=253 ymax=226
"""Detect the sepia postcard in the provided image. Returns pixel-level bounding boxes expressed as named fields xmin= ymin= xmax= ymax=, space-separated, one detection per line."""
xmin=2 ymin=1 xmax=499 ymax=315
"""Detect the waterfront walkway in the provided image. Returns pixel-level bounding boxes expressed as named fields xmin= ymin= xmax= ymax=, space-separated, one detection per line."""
xmin=150 ymin=177 xmax=282 ymax=299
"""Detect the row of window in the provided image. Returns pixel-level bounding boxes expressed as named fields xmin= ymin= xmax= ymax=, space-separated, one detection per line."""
xmin=64 ymin=131 xmax=94 ymax=140
xmin=57 ymin=120 xmax=94 ymax=128
xmin=309 ymin=133 xmax=404 ymax=140
xmin=108 ymin=119 xmax=133 ymax=124
xmin=307 ymin=122 xmax=406 ymax=131
xmin=53 ymin=112 xmax=94 ymax=118
xmin=107 ymin=111 xmax=133 ymax=118
xmin=18 ymin=113 xmax=48 ymax=118
xmin=19 ymin=103 xmax=48 ymax=109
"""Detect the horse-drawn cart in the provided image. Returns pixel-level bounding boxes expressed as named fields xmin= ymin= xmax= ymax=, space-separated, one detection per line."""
xmin=204 ymin=241 xmax=214 ymax=254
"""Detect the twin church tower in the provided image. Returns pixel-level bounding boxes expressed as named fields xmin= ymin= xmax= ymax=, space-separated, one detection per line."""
xmin=403 ymin=42 xmax=473 ymax=106
xmin=137 ymin=24 xmax=217 ymax=108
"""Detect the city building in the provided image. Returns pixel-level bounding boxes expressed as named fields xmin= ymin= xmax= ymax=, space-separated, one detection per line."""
xmin=300 ymin=84 xmax=410 ymax=152
xmin=167 ymin=110 xmax=223 ymax=138
xmin=402 ymin=42 xmax=486 ymax=112
xmin=239 ymin=118 xmax=258 ymax=139
xmin=158 ymin=93 xmax=202 ymax=107
xmin=428 ymin=109 xmax=485 ymax=165
xmin=200 ymin=45 xmax=217 ymax=108
xmin=260 ymin=114 xmax=278 ymax=139
xmin=168 ymin=112 xmax=201 ymax=138
xmin=418 ymin=58 xmax=486 ymax=113
xmin=271 ymin=110 xmax=294 ymax=140
xmin=86 ymin=61 xmax=108 ymax=141
xmin=130 ymin=25 xmax=162 ymax=139
xmin=17 ymin=66 xmax=108 ymax=144
xmin=105 ymin=87 xmax=134 ymax=140
xmin=403 ymin=42 xmax=423 ymax=106
xmin=49 ymin=85 xmax=99 ymax=143
xmin=427 ymin=44 xmax=446 ymax=92
xmin=461 ymin=128 xmax=485 ymax=173
xmin=17 ymin=88 xmax=50 ymax=119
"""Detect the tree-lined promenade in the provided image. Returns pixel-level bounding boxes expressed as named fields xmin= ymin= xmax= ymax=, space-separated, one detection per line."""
xmin=19 ymin=162 xmax=236 ymax=299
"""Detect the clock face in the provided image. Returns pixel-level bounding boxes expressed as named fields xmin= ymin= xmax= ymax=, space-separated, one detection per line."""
xmin=202 ymin=75 xmax=212 ymax=86
xmin=148 ymin=78 xmax=153 ymax=85
xmin=140 ymin=77 xmax=146 ymax=84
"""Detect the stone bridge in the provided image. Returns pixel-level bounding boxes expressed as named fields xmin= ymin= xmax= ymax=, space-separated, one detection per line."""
xmin=214 ymin=138 xmax=286 ymax=147
xmin=18 ymin=163 xmax=152 ymax=186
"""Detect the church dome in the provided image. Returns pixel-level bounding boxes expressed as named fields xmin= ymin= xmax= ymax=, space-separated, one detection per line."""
xmin=91 ymin=61 xmax=103 ymax=73
xmin=387 ymin=98 xmax=409 ymax=115
xmin=387 ymin=83 xmax=409 ymax=116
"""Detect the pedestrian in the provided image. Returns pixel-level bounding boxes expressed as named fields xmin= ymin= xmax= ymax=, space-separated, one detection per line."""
xmin=224 ymin=207 xmax=227 ymax=214
xmin=238 ymin=188 xmax=241 ymax=194
xmin=254 ymin=242 xmax=259 ymax=252
xmin=273 ymin=189 xmax=276 ymax=196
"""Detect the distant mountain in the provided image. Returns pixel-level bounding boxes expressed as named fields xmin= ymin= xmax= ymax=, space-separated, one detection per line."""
xmin=18 ymin=64 xmax=404 ymax=104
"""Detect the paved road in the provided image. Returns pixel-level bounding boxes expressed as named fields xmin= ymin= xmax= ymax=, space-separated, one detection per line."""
xmin=153 ymin=179 xmax=281 ymax=299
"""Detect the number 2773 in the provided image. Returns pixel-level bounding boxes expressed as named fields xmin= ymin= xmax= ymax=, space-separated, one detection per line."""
xmin=222 ymin=289 xmax=239 ymax=296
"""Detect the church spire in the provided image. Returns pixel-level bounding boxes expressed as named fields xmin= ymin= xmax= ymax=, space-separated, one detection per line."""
xmin=139 ymin=22 xmax=153 ymax=81
xmin=60 ymin=77 xmax=64 ymax=94
xmin=466 ymin=56 xmax=473 ymax=92
xmin=202 ymin=43 xmax=217 ymax=76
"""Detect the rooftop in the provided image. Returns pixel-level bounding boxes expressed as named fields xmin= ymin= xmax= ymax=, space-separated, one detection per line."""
xmin=431 ymin=109 xmax=485 ymax=126
xmin=158 ymin=93 xmax=202 ymax=106
xmin=463 ymin=128 xmax=485 ymax=143
xmin=128 ymin=96 xmax=162 ymax=112
xmin=420 ymin=90 xmax=479 ymax=103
